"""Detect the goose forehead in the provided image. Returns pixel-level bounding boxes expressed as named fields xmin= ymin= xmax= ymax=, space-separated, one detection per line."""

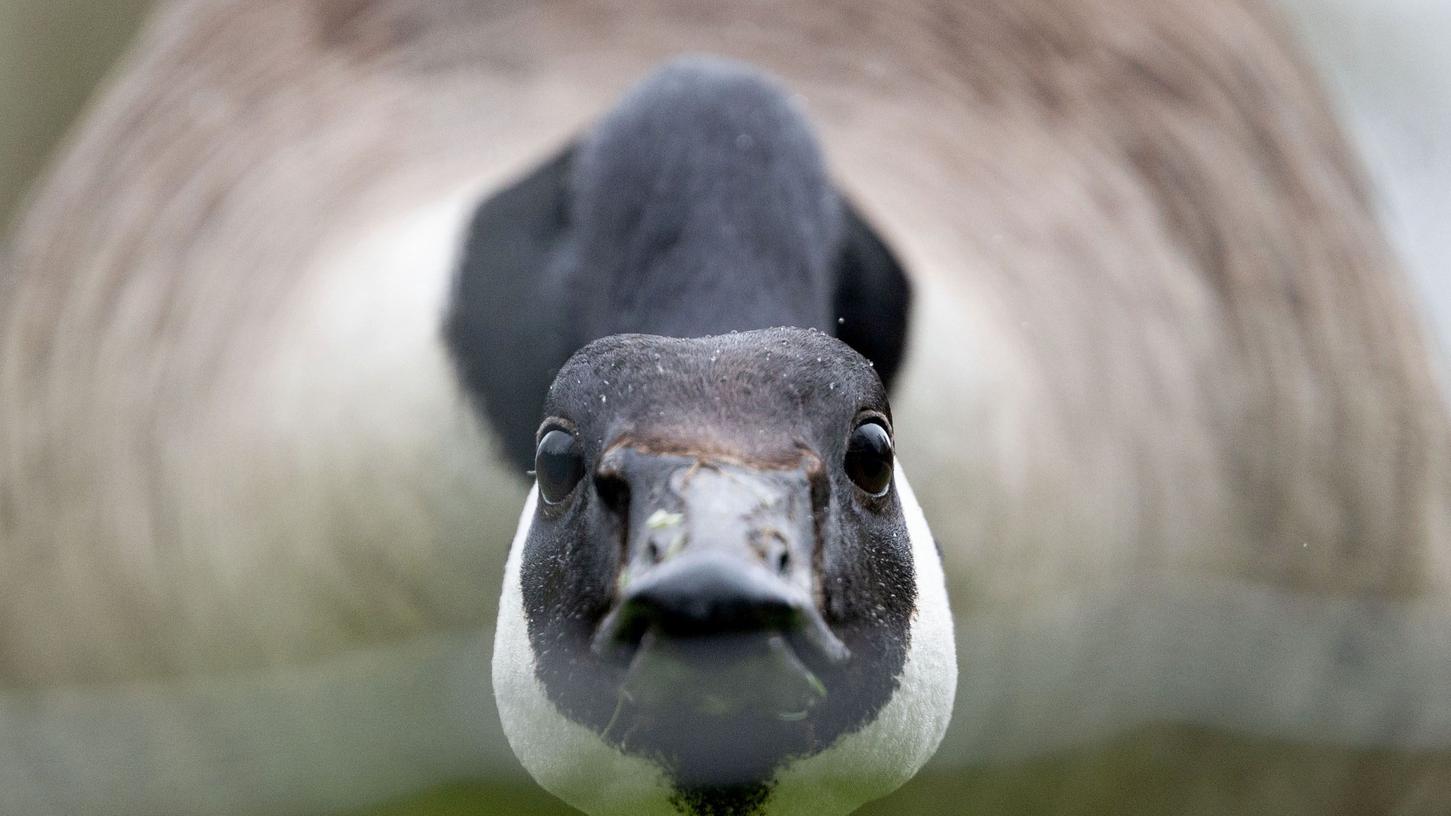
xmin=542 ymin=329 xmax=890 ymax=432
xmin=552 ymin=329 xmax=881 ymax=387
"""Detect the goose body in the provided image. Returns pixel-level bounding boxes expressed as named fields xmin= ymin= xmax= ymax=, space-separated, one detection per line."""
xmin=458 ymin=59 xmax=954 ymax=814
xmin=1 ymin=1 xmax=1449 ymax=815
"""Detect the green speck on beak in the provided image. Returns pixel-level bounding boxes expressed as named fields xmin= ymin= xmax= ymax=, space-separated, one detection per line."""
xmin=645 ymin=509 xmax=684 ymax=529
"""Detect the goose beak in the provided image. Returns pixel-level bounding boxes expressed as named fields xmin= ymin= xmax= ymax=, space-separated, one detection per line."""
xmin=592 ymin=550 xmax=850 ymax=665
xmin=588 ymin=448 xmax=849 ymax=719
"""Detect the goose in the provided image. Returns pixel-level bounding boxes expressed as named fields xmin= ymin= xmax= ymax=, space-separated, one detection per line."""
xmin=2 ymin=2 xmax=1449 ymax=815
xmin=460 ymin=58 xmax=954 ymax=815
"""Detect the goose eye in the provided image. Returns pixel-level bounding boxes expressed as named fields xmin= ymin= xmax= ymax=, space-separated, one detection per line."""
xmin=536 ymin=428 xmax=584 ymax=505
xmin=845 ymin=420 xmax=894 ymax=497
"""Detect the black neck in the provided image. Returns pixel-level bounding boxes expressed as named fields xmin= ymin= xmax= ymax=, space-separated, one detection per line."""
xmin=560 ymin=57 xmax=839 ymax=342
xmin=445 ymin=56 xmax=911 ymax=472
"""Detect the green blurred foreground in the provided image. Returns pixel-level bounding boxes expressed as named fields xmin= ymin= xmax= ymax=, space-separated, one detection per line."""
xmin=361 ymin=724 xmax=1443 ymax=815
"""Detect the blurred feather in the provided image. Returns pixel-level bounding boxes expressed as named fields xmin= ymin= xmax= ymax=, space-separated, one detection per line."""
xmin=1 ymin=1 xmax=1448 ymax=814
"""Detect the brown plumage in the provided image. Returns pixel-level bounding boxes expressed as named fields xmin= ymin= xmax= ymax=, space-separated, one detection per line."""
xmin=1 ymin=1 xmax=1447 ymax=813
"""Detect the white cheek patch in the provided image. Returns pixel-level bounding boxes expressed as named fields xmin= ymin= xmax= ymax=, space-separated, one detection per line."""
xmin=493 ymin=487 xmax=680 ymax=816
xmin=495 ymin=467 xmax=957 ymax=816
xmin=768 ymin=463 xmax=957 ymax=815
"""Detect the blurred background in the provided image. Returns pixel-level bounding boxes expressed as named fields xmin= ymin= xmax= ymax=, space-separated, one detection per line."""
xmin=0 ymin=0 xmax=151 ymax=230
xmin=3 ymin=0 xmax=1446 ymax=355
xmin=2 ymin=2 xmax=1448 ymax=815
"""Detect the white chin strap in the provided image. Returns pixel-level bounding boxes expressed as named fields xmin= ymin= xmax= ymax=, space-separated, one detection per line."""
xmin=494 ymin=486 xmax=677 ymax=816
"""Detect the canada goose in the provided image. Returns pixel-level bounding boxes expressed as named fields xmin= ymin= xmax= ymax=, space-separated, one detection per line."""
xmin=2 ymin=1 xmax=1448 ymax=815
xmin=467 ymin=58 xmax=954 ymax=815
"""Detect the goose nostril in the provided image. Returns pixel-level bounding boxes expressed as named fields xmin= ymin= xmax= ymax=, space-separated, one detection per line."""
xmin=773 ymin=549 xmax=790 ymax=576
xmin=750 ymin=529 xmax=793 ymax=576
xmin=594 ymin=471 xmax=630 ymax=515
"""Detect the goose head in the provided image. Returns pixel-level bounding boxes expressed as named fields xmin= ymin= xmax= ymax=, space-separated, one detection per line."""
xmin=493 ymin=328 xmax=955 ymax=816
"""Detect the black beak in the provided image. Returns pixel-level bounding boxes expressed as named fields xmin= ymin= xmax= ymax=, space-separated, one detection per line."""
xmin=593 ymin=550 xmax=850 ymax=665
xmin=590 ymin=448 xmax=849 ymax=668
